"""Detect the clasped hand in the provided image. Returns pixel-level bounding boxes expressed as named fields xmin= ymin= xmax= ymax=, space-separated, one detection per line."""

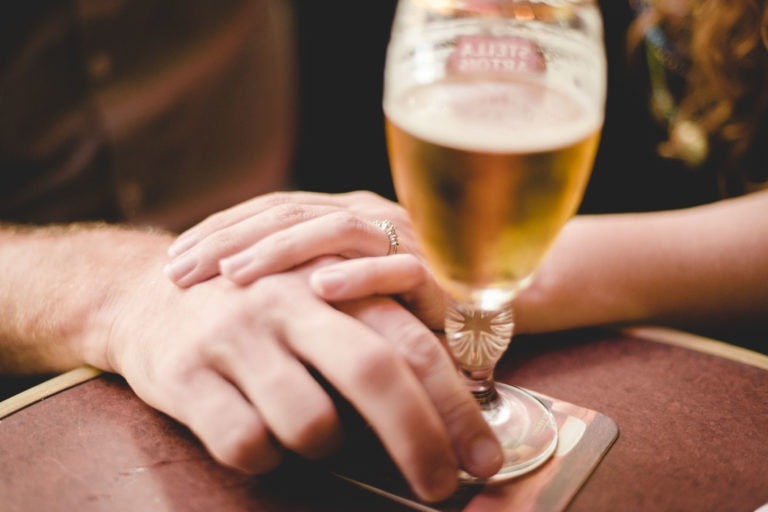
xmin=124 ymin=191 xmax=504 ymax=502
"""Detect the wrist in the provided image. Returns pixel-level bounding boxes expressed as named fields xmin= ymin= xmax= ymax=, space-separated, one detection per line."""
xmin=78 ymin=228 xmax=177 ymax=375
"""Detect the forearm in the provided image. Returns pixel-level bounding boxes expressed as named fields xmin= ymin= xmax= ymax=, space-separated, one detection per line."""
xmin=517 ymin=190 xmax=768 ymax=333
xmin=0 ymin=222 xmax=173 ymax=374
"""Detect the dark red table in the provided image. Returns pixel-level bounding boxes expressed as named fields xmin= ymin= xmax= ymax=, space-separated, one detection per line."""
xmin=2 ymin=327 xmax=766 ymax=511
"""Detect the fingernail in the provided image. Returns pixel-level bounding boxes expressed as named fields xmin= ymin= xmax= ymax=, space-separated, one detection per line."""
xmin=310 ymin=270 xmax=346 ymax=296
xmin=167 ymin=233 xmax=199 ymax=257
xmin=163 ymin=253 xmax=198 ymax=282
xmin=220 ymin=251 xmax=253 ymax=277
xmin=467 ymin=434 xmax=503 ymax=474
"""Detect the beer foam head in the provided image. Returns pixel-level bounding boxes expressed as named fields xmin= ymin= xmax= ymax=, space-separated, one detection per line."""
xmin=384 ymin=76 xmax=602 ymax=153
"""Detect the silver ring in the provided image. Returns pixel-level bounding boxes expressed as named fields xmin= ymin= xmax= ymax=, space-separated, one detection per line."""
xmin=371 ymin=219 xmax=399 ymax=255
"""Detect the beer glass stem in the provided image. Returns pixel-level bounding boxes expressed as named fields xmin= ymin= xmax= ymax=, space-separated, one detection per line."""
xmin=445 ymin=299 xmax=514 ymax=404
xmin=445 ymin=297 xmax=559 ymax=483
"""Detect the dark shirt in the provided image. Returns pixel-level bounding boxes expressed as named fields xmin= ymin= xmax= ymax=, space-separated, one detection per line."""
xmin=582 ymin=0 xmax=722 ymax=214
xmin=0 ymin=1 xmax=294 ymax=230
xmin=586 ymin=0 xmax=768 ymax=213
xmin=6 ymin=0 xmax=758 ymax=227
xmin=1 ymin=0 xmax=764 ymax=356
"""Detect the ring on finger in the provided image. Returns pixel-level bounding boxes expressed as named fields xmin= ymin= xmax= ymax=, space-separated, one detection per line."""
xmin=370 ymin=219 xmax=399 ymax=256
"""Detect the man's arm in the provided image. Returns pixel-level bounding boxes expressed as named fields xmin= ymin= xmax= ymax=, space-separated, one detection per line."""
xmin=0 ymin=222 xmax=162 ymax=373
xmin=0 ymin=221 xmax=501 ymax=503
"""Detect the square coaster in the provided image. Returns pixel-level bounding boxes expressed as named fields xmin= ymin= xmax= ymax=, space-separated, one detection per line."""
xmin=330 ymin=391 xmax=618 ymax=512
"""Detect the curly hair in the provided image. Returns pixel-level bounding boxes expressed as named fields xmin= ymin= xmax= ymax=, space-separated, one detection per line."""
xmin=629 ymin=0 xmax=768 ymax=192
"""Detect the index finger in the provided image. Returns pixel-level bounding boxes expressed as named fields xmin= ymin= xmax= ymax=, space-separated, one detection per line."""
xmin=168 ymin=191 xmax=358 ymax=257
xmin=254 ymin=277 xmax=461 ymax=502
xmin=336 ymin=297 xmax=504 ymax=480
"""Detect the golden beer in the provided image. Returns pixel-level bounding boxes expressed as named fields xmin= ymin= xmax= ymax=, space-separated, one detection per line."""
xmin=385 ymin=75 xmax=601 ymax=303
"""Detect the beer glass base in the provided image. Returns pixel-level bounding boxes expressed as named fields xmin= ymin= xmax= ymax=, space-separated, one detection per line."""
xmin=459 ymin=382 xmax=558 ymax=484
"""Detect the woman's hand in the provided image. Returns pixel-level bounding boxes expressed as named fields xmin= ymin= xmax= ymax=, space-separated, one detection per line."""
xmin=163 ymin=190 xmax=447 ymax=329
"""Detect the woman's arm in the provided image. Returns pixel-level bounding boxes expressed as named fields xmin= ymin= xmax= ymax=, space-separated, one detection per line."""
xmin=162 ymin=188 xmax=768 ymax=336
xmin=515 ymin=188 xmax=768 ymax=334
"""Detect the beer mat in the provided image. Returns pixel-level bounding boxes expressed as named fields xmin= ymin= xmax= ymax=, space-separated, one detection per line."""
xmin=328 ymin=392 xmax=618 ymax=512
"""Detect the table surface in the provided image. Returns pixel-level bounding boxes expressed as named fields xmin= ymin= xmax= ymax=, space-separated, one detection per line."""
xmin=1 ymin=326 xmax=767 ymax=512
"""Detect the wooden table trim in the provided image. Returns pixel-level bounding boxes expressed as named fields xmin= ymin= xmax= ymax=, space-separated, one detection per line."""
xmin=0 ymin=366 xmax=102 ymax=420
xmin=2 ymin=326 xmax=765 ymax=421
xmin=623 ymin=325 xmax=768 ymax=371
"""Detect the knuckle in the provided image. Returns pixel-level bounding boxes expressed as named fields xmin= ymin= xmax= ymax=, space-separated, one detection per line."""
xmin=269 ymin=202 xmax=311 ymax=225
xmin=326 ymin=211 xmax=367 ymax=236
xmin=260 ymin=191 xmax=289 ymax=208
xmin=200 ymin=336 xmax=240 ymax=369
xmin=200 ymin=229 xmax=239 ymax=254
xmin=267 ymin=229 xmax=300 ymax=254
xmin=395 ymin=256 xmax=429 ymax=283
xmin=249 ymin=275 xmax=303 ymax=322
xmin=251 ymin=272 xmax=285 ymax=297
xmin=253 ymin=273 xmax=296 ymax=303
xmin=396 ymin=327 xmax=447 ymax=375
xmin=348 ymin=344 xmax=401 ymax=390
xmin=350 ymin=190 xmax=380 ymax=204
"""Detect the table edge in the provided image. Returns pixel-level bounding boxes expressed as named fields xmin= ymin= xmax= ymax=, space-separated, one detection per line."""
xmin=621 ymin=325 xmax=768 ymax=371
xmin=1 ymin=326 xmax=765 ymax=421
xmin=0 ymin=365 xmax=103 ymax=420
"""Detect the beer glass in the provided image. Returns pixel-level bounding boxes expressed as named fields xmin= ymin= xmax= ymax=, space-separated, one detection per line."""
xmin=383 ymin=0 xmax=606 ymax=481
